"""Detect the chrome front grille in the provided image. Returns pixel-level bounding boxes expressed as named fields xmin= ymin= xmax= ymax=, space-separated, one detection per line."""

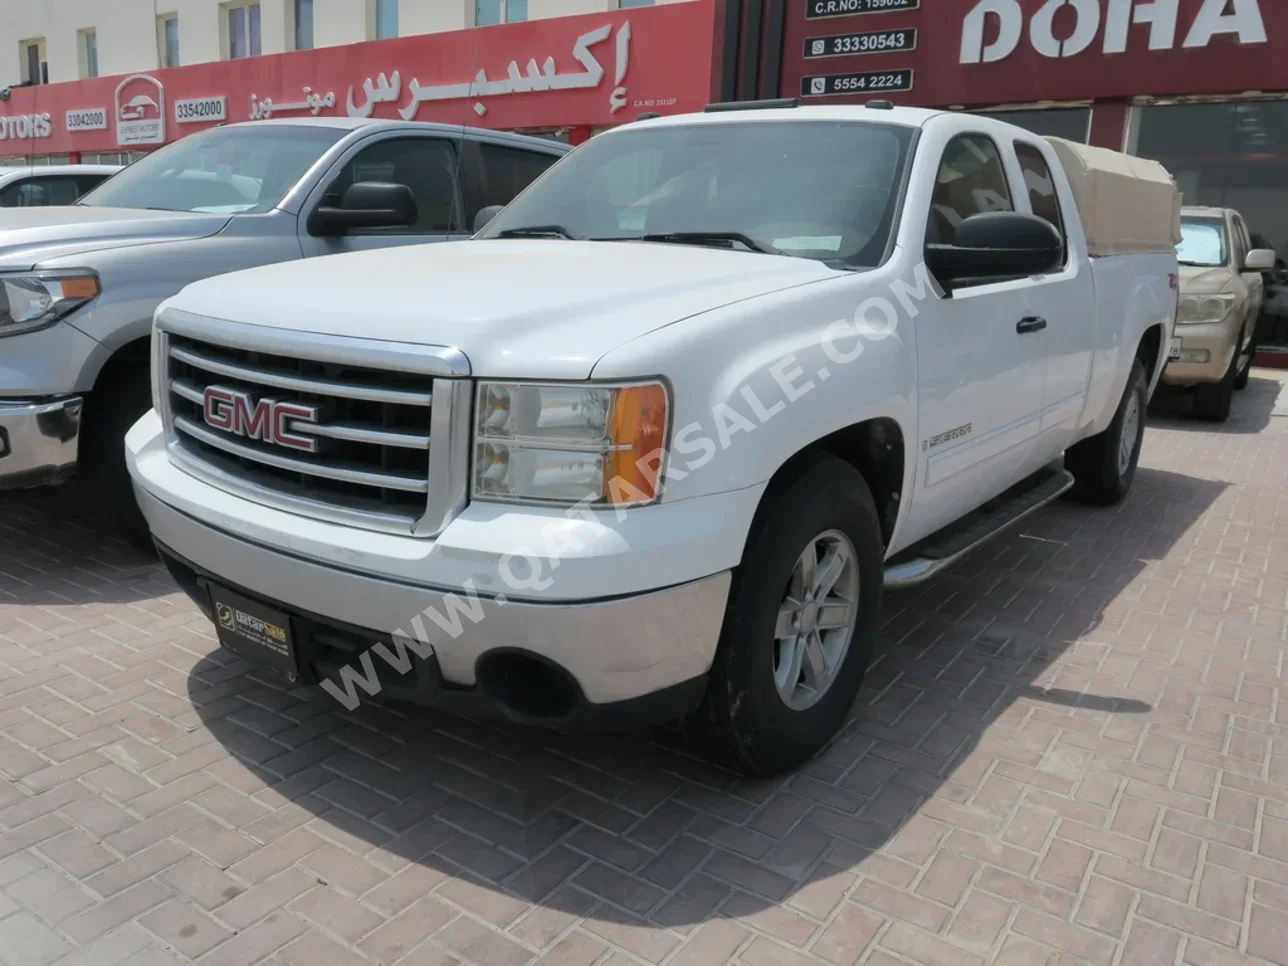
xmin=156 ymin=314 xmax=471 ymax=537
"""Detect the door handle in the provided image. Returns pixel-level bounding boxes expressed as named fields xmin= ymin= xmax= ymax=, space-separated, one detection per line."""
xmin=1016 ymin=316 xmax=1047 ymax=334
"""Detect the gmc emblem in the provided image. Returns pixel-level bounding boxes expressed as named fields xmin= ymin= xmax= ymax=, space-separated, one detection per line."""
xmin=202 ymin=386 xmax=321 ymax=453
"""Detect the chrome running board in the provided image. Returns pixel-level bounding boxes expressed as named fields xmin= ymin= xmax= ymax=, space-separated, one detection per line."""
xmin=884 ymin=465 xmax=1075 ymax=589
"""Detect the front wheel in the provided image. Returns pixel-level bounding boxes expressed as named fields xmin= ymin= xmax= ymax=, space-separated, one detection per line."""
xmin=1066 ymin=358 xmax=1147 ymax=506
xmin=692 ymin=454 xmax=884 ymax=775
xmin=1233 ymin=325 xmax=1255 ymax=391
xmin=81 ymin=368 xmax=155 ymax=555
xmin=1195 ymin=347 xmax=1237 ymax=422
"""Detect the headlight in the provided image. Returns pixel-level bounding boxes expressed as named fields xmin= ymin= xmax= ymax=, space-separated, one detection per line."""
xmin=473 ymin=380 xmax=670 ymax=507
xmin=1176 ymin=293 xmax=1236 ymax=325
xmin=0 ymin=271 xmax=100 ymax=337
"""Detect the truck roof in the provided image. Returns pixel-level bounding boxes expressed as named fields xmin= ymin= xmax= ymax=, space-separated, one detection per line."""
xmin=215 ymin=116 xmax=569 ymax=150
xmin=631 ymin=104 xmax=943 ymax=130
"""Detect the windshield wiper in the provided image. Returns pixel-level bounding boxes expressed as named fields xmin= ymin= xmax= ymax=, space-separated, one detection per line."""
xmin=598 ymin=231 xmax=781 ymax=255
xmin=1177 ymin=259 xmax=1218 ymax=267
xmin=495 ymin=225 xmax=580 ymax=240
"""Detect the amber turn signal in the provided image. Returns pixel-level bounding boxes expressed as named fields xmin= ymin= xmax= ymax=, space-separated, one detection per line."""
xmin=605 ymin=382 xmax=669 ymax=505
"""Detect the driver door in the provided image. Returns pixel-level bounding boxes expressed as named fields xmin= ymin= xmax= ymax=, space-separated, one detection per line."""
xmin=907 ymin=131 xmax=1048 ymax=544
xmin=299 ymin=134 xmax=469 ymax=257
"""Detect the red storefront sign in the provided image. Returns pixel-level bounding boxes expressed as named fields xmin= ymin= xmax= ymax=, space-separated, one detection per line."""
xmin=0 ymin=2 xmax=720 ymax=156
xmin=782 ymin=0 xmax=1284 ymax=108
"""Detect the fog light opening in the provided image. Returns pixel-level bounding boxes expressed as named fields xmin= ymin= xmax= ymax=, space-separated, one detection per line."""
xmin=475 ymin=651 xmax=582 ymax=721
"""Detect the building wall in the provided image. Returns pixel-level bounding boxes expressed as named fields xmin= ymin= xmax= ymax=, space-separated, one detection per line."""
xmin=0 ymin=0 xmax=690 ymax=87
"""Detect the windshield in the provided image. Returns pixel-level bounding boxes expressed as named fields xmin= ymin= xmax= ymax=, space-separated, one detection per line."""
xmin=478 ymin=119 xmax=915 ymax=268
xmin=1177 ymin=218 xmax=1229 ymax=267
xmin=78 ymin=125 xmax=345 ymax=214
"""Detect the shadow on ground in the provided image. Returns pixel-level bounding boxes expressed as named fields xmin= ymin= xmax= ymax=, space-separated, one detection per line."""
xmin=1148 ymin=373 xmax=1284 ymax=435
xmin=0 ymin=482 xmax=164 ymax=606
xmin=179 ymin=462 xmax=1225 ymax=936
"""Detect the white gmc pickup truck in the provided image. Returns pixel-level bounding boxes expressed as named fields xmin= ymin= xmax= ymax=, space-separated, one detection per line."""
xmin=127 ymin=102 xmax=1180 ymax=774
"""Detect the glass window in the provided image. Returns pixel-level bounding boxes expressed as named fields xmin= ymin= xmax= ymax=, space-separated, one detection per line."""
xmin=476 ymin=143 xmax=560 ymax=212
xmin=80 ymin=30 xmax=98 ymax=79
xmin=159 ymin=15 xmax=179 ymax=68
xmin=0 ymin=176 xmax=90 ymax=207
xmin=475 ymin=0 xmax=526 ymax=25
xmin=1132 ymin=100 xmax=1288 ymax=348
xmin=1234 ymin=214 xmax=1253 ymax=259
xmin=227 ymin=3 xmax=261 ymax=59
xmin=295 ymin=0 xmax=313 ymax=50
xmin=78 ymin=125 xmax=344 ymax=214
xmin=927 ymin=134 xmax=1013 ymax=245
xmin=22 ymin=41 xmax=45 ymax=85
xmin=324 ymin=137 xmax=462 ymax=233
xmin=1177 ymin=218 xmax=1229 ymax=268
xmin=620 ymin=0 xmax=655 ymax=6
xmin=71 ymin=174 xmax=110 ymax=197
xmin=479 ymin=120 xmax=915 ymax=268
xmin=975 ymin=108 xmax=1090 ymax=143
xmin=376 ymin=0 xmax=398 ymax=39
xmin=1015 ymin=142 xmax=1065 ymax=254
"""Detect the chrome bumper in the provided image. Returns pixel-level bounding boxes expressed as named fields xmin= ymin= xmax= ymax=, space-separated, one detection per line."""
xmin=0 ymin=397 xmax=82 ymax=490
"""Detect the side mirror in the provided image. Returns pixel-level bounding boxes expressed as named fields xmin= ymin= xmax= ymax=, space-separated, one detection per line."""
xmin=308 ymin=181 xmax=417 ymax=236
xmin=927 ymin=211 xmax=1063 ymax=288
xmin=1245 ymin=248 xmax=1277 ymax=273
xmin=473 ymin=204 xmax=504 ymax=233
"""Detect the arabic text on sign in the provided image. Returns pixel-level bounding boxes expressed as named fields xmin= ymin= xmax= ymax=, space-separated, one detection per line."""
xmin=800 ymin=69 xmax=914 ymax=96
xmin=384 ymin=22 xmax=631 ymax=121
xmin=804 ymin=27 xmax=917 ymax=58
xmin=249 ymin=87 xmax=335 ymax=120
xmin=806 ymin=0 xmax=919 ymax=20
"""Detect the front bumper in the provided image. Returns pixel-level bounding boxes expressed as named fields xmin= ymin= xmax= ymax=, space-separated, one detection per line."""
xmin=0 ymin=397 xmax=82 ymax=490
xmin=1162 ymin=319 xmax=1239 ymax=385
xmin=127 ymin=412 xmax=741 ymax=729
xmin=154 ymin=536 xmax=722 ymax=730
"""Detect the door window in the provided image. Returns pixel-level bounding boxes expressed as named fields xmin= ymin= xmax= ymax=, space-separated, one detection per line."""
xmin=927 ymin=134 xmax=1013 ymax=245
xmin=0 ymin=176 xmax=95 ymax=207
xmin=1015 ymin=142 xmax=1066 ymax=265
xmin=323 ymin=137 xmax=463 ymax=233
xmin=1233 ymin=214 xmax=1253 ymax=267
xmin=475 ymin=143 xmax=559 ymax=211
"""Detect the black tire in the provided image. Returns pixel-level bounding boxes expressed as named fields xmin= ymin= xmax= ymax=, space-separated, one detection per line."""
xmin=1066 ymin=358 xmax=1147 ymax=506
xmin=691 ymin=453 xmax=884 ymax=776
xmin=1195 ymin=348 xmax=1236 ymax=422
xmin=80 ymin=367 xmax=155 ymax=556
xmin=1233 ymin=326 xmax=1254 ymax=391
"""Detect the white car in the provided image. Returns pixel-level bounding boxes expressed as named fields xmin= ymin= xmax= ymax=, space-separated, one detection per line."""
xmin=127 ymin=103 xmax=1179 ymax=774
xmin=0 ymin=164 xmax=120 ymax=207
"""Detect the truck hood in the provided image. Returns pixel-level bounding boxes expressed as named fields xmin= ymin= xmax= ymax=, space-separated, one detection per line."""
xmin=1179 ymin=264 xmax=1235 ymax=294
xmin=0 ymin=206 xmax=231 ymax=269
xmin=164 ymin=240 xmax=839 ymax=378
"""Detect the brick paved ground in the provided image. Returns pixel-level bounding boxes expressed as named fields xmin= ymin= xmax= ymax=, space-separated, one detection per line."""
xmin=1 ymin=372 xmax=1287 ymax=966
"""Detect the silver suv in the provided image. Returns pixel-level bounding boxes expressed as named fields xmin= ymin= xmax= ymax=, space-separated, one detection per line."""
xmin=0 ymin=118 xmax=568 ymax=545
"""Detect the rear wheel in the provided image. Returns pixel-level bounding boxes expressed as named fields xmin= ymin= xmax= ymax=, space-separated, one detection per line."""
xmin=692 ymin=454 xmax=884 ymax=775
xmin=1066 ymin=359 xmax=1147 ymax=506
xmin=81 ymin=367 xmax=154 ymax=555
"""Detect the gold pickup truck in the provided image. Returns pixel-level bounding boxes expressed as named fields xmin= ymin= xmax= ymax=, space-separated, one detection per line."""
xmin=1164 ymin=206 xmax=1276 ymax=421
